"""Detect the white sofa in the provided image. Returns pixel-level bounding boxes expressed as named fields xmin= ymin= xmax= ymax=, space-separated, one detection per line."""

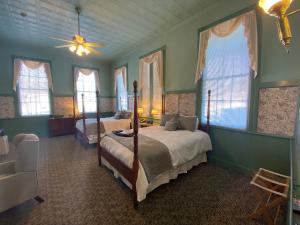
xmin=0 ymin=134 xmax=43 ymax=213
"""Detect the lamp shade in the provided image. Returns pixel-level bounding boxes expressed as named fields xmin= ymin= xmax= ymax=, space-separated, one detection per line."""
xmin=259 ymin=0 xmax=293 ymax=15
xmin=151 ymin=109 xmax=159 ymax=115
xmin=138 ymin=107 xmax=144 ymax=114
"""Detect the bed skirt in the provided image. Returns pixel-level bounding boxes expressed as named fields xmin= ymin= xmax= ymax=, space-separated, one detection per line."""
xmin=101 ymin=152 xmax=207 ymax=202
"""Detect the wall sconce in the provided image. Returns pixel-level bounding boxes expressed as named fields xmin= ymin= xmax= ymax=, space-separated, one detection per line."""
xmin=259 ymin=0 xmax=300 ymax=52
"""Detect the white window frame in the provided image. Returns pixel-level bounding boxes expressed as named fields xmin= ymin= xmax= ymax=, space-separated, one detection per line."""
xmin=200 ymin=20 xmax=252 ymax=130
xmin=17 ymin=59 xmax=51 ymax=117
xmin=75 ymin=67 xmax=98 ymax=113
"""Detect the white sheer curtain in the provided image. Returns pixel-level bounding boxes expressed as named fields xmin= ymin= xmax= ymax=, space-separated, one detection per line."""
xmin=201 ymin=20 xmax=251 ymax=129
xmin=195 ymin=10 xmax=257 ymax=83
xmin=74 ymin=67 xmax=99 ymax=113
xmin=114 ymin=66 xmax=128 ymax=110
xmin=138 ymin=50 xmax=163 ymax=117
xmin=17 ymin=60 xmax=51 ymax=116
xmin=74 ymin=67 xmax=100 ymax=92
xmin=13 ymin=59 xmax=53 ymax=91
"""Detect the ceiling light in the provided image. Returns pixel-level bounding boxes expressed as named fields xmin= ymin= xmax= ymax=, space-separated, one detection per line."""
xmin=69 ymin=45 xmax=76 ymax=52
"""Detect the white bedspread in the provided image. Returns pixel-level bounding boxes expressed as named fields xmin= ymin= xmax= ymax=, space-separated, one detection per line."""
xmin=76 ymin=117 xmax=131 ymax=136
xmin=100 ymin=126 xmax=212 ymax=201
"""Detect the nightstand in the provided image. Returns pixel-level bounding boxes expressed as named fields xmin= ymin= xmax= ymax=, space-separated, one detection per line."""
xmin=48 ymin=117 xmax=75 ymax=137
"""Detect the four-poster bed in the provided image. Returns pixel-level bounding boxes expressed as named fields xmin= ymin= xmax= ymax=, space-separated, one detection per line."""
xmin=96 ymin=81 xmax=212 ymax=208
xmin=74 ymin=92 xmax=132 ymax=145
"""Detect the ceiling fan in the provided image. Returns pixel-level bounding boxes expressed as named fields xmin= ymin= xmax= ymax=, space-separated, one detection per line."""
xmin=51 ymin=6 xmax=104 ymax=57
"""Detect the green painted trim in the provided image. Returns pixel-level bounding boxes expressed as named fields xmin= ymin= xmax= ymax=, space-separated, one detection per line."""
xmin=72 ymin=64 xmax=100 ymax=72
xmin=198 ymin=4 xmax=257 ymax=33
xmin=258 ymin=80 xmax=300 ymax=88
xmin=52 ymin=94 xmax=74 ymax=97
xmin=165 ymin=89 xmax=196 ymax=94
xmin=248 ymin=76 xmax=260 ymax=132
xmin=0 ymin=116 xmax=50 ymax=120
xmin=139 ymin=45 xmax=166 ymax=59
xmin=211 ymin=125 xmax=293 ymax=140
xmin=210 ymin=156 xmax=253 ymax=176
xmin=248 ymin=10 xmax=262 ymax=132
xmin=0 ymin=94 xmax=14 ymax=97
xmin=209 ymin=126 xmax=291 ymax=175
xmin=12 ymin=55 xmax=51 ymax=64
xmin=114 ymin=63 xmax=128 ymax=70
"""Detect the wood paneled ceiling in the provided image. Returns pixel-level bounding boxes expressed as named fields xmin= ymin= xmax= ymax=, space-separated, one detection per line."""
xmin=0 ymin=0 xmax=219 ymax=60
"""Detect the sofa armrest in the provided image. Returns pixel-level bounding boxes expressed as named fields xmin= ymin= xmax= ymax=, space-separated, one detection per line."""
xmin=0 ymin=161 xmax=16 ymax=175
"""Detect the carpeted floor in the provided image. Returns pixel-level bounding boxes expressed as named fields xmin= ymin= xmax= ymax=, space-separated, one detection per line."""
xmin=0 ymin=136 xmax=284 ymax=225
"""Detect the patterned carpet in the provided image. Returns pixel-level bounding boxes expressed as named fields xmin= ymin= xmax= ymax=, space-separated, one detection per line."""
xmin=0 ymin=136 xmax=285 ymax=225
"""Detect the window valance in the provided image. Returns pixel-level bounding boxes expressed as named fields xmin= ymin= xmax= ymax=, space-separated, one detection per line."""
xmin=74 ymin=67 xmax=100 ymax=93
xmin=139 ymin=51 xmax=163 ymax=92
xmin=13 ymin=59 xmax=53 ymax=91
xmin=195 ymin=10 xmax=257 ymax=83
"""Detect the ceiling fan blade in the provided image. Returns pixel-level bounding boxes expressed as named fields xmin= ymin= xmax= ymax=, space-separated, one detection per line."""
xmin=49 ymin=37 xmax=75 ymax=44
xmin=85 ymin=42 xmax=105 ymax=48
xmin=55 ymin=44 xmax=74 ymax=48
xmin=86 ymin=47 xmax=102 ymax=56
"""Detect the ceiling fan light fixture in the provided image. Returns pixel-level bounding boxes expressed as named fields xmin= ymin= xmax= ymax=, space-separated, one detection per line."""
xmin=78 ymin=45 xmax=84 ymax=52
xmin=69 ymin=45 xmax=76 ymax=52
xmin=52 ymin=6 xmax=104 ymax=57
xmin=84 ymin=48 xmax=90 ymax=55
xmin=76 ymin=48 xmax=83 ymax=56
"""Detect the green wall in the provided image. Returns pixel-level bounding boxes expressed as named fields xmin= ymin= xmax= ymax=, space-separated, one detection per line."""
xmin=112 ymin=0 xmax=300 ymax=175
xmin=0 ymin=40 xmax=113 ymax=138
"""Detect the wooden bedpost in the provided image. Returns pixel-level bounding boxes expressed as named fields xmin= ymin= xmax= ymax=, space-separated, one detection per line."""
xmin=132 ymin=80 xmax=139 ymax=209
xmin=206 ymin=90 xmax=211 ymax=133
xmin=72 ymin=94 xmax=76 ymax=120
xmin=162 ymin=94 xmax=165 ymax=114
xmin=73 ymin=94 xmax=76 ymax=138
xmin=96 ymin=90 xmax=101 ymax=167
xmin=81 ymin=93 xmax=86 ymax=136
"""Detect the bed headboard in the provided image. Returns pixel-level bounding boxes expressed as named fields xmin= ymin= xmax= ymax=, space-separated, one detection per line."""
xmin=164 ymin=90 xmax=211 ymax=133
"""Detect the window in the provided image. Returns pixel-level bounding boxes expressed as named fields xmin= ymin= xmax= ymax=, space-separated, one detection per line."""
xmin=115 ymin=66 xmax=128 ymax=110
xmin=75 ymin=68 xmax=98 ymax=113
xmin=139 ymin=50 xmax=163 ymax=117
xmin=16 ymin=60 xmax=51 ymax=116
xmin=201 ymin=21 xmax=252 ymax=129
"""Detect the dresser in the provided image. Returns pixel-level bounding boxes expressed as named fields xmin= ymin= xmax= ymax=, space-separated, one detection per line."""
xmin=48 ymin=117 xmax=75 ymax=137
